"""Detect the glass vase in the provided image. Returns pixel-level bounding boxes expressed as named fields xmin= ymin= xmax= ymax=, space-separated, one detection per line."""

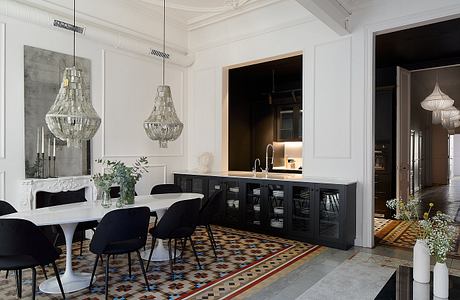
xmin=121 ymin=181 xmax=135 ymax=205
xmin=100 ymin=190 xmax=112 ymax=208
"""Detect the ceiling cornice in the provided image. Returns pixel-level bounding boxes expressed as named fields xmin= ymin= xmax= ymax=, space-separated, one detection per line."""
xmin=139 ymin=0 xmax=252 ymax=13
xmin=188 ymin=0 xmax=284 ymax=31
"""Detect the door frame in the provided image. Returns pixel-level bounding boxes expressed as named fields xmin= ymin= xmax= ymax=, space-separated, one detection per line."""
xmin=364 ymin=9 xmax=460 ymax=247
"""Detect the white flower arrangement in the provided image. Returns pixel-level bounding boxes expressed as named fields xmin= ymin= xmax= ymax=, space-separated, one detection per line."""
xmin=386 ymin=197 xmax=433 ymax=239
xmin=426 ymin=212 xmax=457 ymax=263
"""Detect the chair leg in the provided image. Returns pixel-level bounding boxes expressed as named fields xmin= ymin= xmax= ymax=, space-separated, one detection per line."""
xmin=181 ymin=237 xmax=188 ymax=259
xmin=18 ymin=269 xmax=22 ymax=298
xmin=208 ymin=225 xmax=219 ymax=251
xmin=14 ymin=270 xmax=21 ymax=299
xmin=168 ymin=239 xmax=174 ymax=277
xmin=89 ymin=255 xmax=100 ymax=290
xmin=5 ymin=270 xmax=8 ymax=279
xmin=146 ymin=237 xmax=156 ymax=271
xmin=173 ymin=239 xmax=178 ymax=263
xmin=32 ymin=267 xmax=36 ymax=300
xmin=206 ymin=225 xmax=217 ymax=258
xmin=79 ymin=238 xmax=84 ymax=256
xmin=189 ymin=237 xmax=202 ymax=270
xmin=40 ymin=265 xmax=48 ymax=280
xmin=128 ymin=252 xmax=132 ymax=278
xmin=104 ymin=255 xmax=110 ymax=300
xmin=52 ymin=262 xmax=65 ymax=299
xmin=136 ymin=250 xmax=150 ymax=291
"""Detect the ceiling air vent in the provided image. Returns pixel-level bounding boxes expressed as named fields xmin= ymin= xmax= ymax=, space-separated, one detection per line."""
xmin=53 ymin=20 xmax=85 ymax=34
xmin=149 ymin=48 xmax=170 ymax=59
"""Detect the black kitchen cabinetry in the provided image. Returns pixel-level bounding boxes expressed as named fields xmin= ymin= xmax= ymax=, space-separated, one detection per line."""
xmin=174 ymin=173 xmax=356 ymax=250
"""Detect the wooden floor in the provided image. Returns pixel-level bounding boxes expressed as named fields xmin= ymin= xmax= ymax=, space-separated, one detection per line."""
xmin=415 ymin=176 xmax=460 ymax=222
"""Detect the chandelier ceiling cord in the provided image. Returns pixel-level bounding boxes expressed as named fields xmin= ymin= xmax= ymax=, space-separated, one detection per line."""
xmin=45 ymin=0 xmax=101 ymax=148
xmin=143 ymin=0 xmax=184 ymax=148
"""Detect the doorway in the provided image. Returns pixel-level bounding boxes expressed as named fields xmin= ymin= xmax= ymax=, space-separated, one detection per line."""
xmin=373 ymin=17 xmax=460 ymax=248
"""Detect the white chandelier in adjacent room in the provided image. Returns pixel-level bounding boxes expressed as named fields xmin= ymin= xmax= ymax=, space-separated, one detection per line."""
xmin=420 ymin=82 xmax=454 ymax=125
xmin=45 ymin=0 xmax=101 ymax=148
xmin=143 ymin=0 xmax=183 ymax=148
xmin=441 ymin=106 xmax=460 ymax=134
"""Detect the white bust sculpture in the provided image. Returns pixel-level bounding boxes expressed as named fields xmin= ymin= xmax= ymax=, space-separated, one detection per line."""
xmin=197 ymin=152 xmax=213 ymax=173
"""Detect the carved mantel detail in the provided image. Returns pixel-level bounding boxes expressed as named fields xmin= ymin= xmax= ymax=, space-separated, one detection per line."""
xmin=19 ymin=176 xmax=97 ymax=211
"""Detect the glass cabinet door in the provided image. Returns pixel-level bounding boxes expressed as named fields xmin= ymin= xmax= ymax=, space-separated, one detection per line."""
xmin=290 ymin=185 xmax=313 ymax=238
xmin=223 ymin=181 xmax=240 ymax=226
xmin=318 ymin=187 xmax=341 ymax=240
xmin=278 ymin=109 xmax=294 ymax=140
xmin=268 ymin=184 xmax=285 ymax=231
xmin=246 ymin=183 xmax=263 ymax=228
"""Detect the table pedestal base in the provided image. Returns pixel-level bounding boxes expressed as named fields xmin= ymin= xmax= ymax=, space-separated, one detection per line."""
xmin=141 ymin=239 xmax=181 ymax=262
xmin=39 ymin=272 xmax=92 ymax=294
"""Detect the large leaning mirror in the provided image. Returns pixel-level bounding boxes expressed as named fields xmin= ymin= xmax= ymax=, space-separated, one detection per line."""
xmin=24 ymin=45 xmax=91 ymax=178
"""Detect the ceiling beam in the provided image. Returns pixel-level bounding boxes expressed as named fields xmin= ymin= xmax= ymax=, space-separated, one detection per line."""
xmin=295 ymin=0 xmax=350 ymax=35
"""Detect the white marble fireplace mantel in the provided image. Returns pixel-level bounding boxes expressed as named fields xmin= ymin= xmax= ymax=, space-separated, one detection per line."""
xmin=19 ymin=176 xmax=97 ymax=211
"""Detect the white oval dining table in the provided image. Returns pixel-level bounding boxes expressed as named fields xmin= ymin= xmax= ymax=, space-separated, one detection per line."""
xmin=0 ymin=192 xmax=203 ymax=294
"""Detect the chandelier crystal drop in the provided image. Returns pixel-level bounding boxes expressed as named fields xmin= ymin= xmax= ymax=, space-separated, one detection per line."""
xmin=421 ymin=82 xmax=454 ymax=112
xmin=45 ymin=0 xmax=101 ymax=148
xmin=143 ymin=0 xmax=183 ymax=148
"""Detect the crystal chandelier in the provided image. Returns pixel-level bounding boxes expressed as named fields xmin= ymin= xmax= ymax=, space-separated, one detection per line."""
xmin=45 ymin=0 xmax=101 ymax=148
xmin=420 ymin=78 xmax=454 ymax=124
xmin=144 ymin=0 xmax=183 ymax=148
xmin=441 ymin=106 xmax=460 ymax=134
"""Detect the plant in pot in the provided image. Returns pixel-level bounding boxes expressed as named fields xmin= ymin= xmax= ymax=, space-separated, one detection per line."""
xmin=386 ymin=197 xmax=433 ymax=283
xmin=92 ymin=172 xmax=114 ymax=208
xmin=426 ymin=211 xmax=456 ymax=299
xmin=96 ymin=157 xmax=148 ymax=206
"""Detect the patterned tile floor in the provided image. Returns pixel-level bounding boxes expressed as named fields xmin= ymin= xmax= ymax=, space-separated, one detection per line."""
xmin=0 ymin=226 xmax=323 ymax=300
xmin=374 ymin=218 xmax=460 ymax=258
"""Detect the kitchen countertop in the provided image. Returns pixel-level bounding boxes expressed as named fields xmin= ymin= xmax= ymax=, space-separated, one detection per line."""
xmin=173 ymin=170 xmax=356 ymax=185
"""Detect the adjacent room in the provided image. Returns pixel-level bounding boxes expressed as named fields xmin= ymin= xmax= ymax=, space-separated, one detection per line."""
xmin=1 ymin=0 xmax=460 ymax=299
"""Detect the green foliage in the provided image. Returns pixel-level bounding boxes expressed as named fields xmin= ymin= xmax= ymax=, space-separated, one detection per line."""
xmin=94 ymin=157 xmax=148 ymax=199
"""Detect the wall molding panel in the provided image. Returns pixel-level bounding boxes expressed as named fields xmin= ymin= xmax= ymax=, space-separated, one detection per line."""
xmin=0 ymin=171 xmax=5 ymax=200
xmin=0 ymin=23 xmax=5 ymax=159
xmin=312 ymin=37 xmax=352 ymax=159
xmin=102 ymin=49 xmax=185 ymax=159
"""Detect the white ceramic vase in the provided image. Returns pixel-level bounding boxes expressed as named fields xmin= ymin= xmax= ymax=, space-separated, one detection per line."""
xmin=433 ymin=262 xmax=449 ymax=299
xmin=413 ymin=239 xmax=430 ymax=283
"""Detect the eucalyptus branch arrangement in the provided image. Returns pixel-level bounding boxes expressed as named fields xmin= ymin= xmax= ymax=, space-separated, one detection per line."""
xmin=94 ymin=157 xmax=148 ymax=204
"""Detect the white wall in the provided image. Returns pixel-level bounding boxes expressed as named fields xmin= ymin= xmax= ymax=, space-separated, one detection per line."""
xmin=453 ymin=135 xmax=460 ymax=176
xmin=0 ymin=4 xmax=189 ymax=209
xmin=187 ymin=0 xmax=460 ymax=247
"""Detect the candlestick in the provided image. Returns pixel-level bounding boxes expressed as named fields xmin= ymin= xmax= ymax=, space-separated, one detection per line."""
xmin=41 ymin=153 xmax=45 ymax=178
xmin=41 ymin=127 xmax=45 ymax=154
xmin=36 ymin=128 xmax=40 ymax=154
xmin=48 ymin=156 xmax=51 ymax=178
xmin=36 ymin=153 xmax=40 ymax=178
xmin=53 ymin=156 xmax=56 ymax=178
xmin=48 ymin=138 xmax=51 ymax=157
xmin=53 ymin=138 xmax=56 ymax=157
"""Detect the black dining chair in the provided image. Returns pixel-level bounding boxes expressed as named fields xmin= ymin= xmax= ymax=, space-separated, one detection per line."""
xmin=89 ymin=207 xmax=151 ymax=300
xmin=150 ymin=184 xmax=182 ymax=227
xmin=0 ymin=200 xmax=53 ymax=281
xmin=0 ymin=200 xmax=17 ymax=280
xmin=146 ymin=198 xmax=202 ymax=275
xmin=0 ymin=218 xmax=66 ymax=300
xmin=197 ymin=190 xmax=225 ymax=257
